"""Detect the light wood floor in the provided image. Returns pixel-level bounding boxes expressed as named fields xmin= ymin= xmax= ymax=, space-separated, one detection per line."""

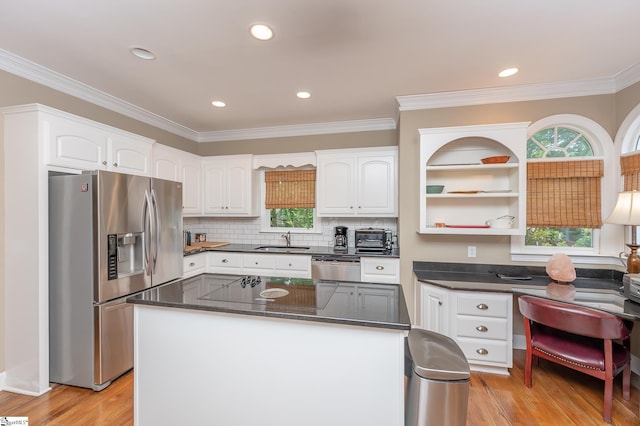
xmin=1 ymin=350 xmax=638 ymax=425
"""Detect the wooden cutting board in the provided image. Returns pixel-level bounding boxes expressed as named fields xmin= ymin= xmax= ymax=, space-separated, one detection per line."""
xmin=189 ymin=241 xmax=230 ymax=249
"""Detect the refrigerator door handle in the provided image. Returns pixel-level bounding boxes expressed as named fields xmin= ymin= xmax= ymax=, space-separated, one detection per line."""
xmin=150 ymin=189 xmax=160 ymax=273
xmin=143 ymin=190 xmax=153 ymax=276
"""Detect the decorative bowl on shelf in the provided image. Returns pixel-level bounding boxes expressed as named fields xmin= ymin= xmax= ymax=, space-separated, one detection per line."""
xmin=426 ymin=185 xmax=444 ymax=194
xmin=481 ymin=155 xmax=510 ymax=164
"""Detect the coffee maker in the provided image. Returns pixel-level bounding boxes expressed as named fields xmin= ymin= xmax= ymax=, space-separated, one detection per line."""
xmin=334 ymin=226 xmax=348 ymax=252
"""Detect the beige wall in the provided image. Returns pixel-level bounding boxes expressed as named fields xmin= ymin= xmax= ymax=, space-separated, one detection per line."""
xmin=397 ymin=94 xmax=622 ymax=319
xmin=196 ymin=130 xmax=397 ymax=156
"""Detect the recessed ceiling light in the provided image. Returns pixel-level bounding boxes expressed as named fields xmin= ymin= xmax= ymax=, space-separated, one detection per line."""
xmin=498 ymin=67 xmax=519 ymax=78
xmin=129 ymin=47 xmax=156 ymax=60
xmin=296 ymin=91 xmax=311 ymax=99
xmin=250 ymin=24 xmax=274 ymax=41
xmin=211 ymin=100 xmax=226 ymax=108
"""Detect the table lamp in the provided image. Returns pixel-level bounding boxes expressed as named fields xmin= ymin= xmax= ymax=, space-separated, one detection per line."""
xmin=605 ymin=191 xmax=640 ymax=273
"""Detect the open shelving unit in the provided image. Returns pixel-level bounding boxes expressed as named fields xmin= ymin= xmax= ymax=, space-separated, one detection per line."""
xmin=418 ymin=122 xmax=529 ymax=235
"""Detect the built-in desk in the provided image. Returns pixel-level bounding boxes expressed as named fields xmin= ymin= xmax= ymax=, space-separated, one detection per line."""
xmin=513 ymin=285 xmax=640 ymax=322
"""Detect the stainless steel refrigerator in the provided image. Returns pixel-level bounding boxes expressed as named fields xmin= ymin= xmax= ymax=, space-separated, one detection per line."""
xmin=49 ymin=170 xmax=183 ymax=390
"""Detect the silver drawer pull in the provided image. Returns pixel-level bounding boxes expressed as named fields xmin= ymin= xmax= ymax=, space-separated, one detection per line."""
xmin=476 ymin=303 xmax=489 ymax=310
xmin=189 ymin=262 xmax=196 ymax=267
xmin=376 ymin=265 xmax=384 ymax=270
xmin=222 ymin=259 xmax=229 ymax=263
xmin=476 ymin=348 xmax=489 ymax=355
xmin=476 ymin=325 xmax=488 ymax=332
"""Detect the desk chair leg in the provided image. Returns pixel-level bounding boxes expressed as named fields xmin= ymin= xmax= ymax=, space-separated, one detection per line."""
xmin=622 ymin=364 xmax=631 ymax=400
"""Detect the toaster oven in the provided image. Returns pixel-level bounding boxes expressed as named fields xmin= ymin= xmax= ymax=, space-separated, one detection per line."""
xmin=354 ymin=228 xmax=392 ymax=253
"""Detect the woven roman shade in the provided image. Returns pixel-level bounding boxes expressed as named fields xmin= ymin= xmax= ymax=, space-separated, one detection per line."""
xmin=265 ymin=170 xmax=316 ymax=209
xmin=621 ymin=153 xmax=640 ymax=190
xmin=527 ymin=160 xmax=603 ymax=228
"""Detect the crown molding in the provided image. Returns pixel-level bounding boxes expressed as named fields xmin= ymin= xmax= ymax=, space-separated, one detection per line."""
xmin=196 ymin=118 xmax=397 ymax=142
xmin=0 ymin=48 xmax=199 ymax=140
xmin=615 ymin=62 xmax=640 ymax=91
xmin=0 ymin=48 xmax=396 ymax=142
xmin=396 ymin=77 xmax=620 ymax=111
xmin=2 ymin=48 xmax=639 ymax=142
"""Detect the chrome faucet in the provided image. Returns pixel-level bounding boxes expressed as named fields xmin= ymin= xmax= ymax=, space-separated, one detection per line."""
xmin=281 ymin=231 xmax=291 ymax=247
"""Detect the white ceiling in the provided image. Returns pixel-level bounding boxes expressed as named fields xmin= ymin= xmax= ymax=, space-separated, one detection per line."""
xmin=1 ymin=0 xmax=640 ymax=142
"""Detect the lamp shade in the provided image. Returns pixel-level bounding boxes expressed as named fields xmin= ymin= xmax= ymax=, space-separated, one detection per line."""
xmin=604 ymin=191 xmax=640 ymax=225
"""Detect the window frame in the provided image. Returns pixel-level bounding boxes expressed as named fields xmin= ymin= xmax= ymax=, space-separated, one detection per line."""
xmin=511 ymin=114 xmax=618 ymax=265
xmin=259 ymin=168 xmax=322 ymax=234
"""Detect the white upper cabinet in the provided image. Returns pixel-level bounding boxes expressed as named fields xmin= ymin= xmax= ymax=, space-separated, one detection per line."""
xmin=316 ymin=147 xmax=398 ymax=217
xmin=152 ymin=144 xmax=203 ymax=215
xmin=418 ymin=122 xmax=528 ymax=235
xmin=181 ymin=153 xmax=203 ymax=216
xmin=43 ymin=107 xmax=153 ymax=176
xmin=203 ymin=155 xmax=259 ymax=216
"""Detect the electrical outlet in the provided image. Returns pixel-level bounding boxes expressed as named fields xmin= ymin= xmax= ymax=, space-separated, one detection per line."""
xmin=467 ymin=245 xmax=477 ymax=258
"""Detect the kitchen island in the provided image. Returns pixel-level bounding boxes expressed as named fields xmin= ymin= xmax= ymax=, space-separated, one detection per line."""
xmin=128 ymin=273 xmax=411 ymax=426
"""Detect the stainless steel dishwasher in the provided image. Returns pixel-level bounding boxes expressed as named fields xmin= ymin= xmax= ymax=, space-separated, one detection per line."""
xmin=311 ymin=254 xmax=361 ymax=281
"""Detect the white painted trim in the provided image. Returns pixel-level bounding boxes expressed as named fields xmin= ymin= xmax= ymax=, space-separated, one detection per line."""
xmin=397 ymin=78 xmax=617 ymax=111
xmin=197 ymin=118 xmax=397 ymax=142
xmin=253 ymin=152 xmax=317 ymax=169
xmin=3 ymin=47 xmax=638 ymax=143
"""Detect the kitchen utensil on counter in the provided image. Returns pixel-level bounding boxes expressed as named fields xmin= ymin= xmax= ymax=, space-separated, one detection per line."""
xmin=486 ymin=215 xmax=515 ymax=228
xmin=334 ymin=226 xmax=348 ymax=252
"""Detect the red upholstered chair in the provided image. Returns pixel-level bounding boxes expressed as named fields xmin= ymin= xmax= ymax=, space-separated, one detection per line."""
xmin=518 ymin=295 xmax=632 ymax=423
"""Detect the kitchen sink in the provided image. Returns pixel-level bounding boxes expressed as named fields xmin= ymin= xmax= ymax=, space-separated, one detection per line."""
xmin=253 ymin=245 xmax=310 ymax=252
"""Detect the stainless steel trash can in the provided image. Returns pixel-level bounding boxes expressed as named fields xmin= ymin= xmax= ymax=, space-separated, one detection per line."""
xmin=405 ymin=328 xmax=470 ymax=426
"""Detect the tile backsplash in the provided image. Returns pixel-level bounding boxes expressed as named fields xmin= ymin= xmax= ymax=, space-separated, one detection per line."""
xmin=184 ymin=216 xmax=398 ymax=249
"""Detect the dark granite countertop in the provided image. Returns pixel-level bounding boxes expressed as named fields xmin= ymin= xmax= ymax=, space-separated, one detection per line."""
xmin=128 ymin=273 xmax=411 ymax=331
xmin=413 ymin=261 xmax=640 ymax=320
xmin=413 ymin=261 xmax=624 ymax=293
xmin=184 ymin=243 xmax=400 ymax=258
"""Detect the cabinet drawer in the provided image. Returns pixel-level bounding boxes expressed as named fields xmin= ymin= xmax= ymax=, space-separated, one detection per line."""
xmin=456 ymin=316 xmax=508 ymax=340
xmin=456 ymin=293 xmax=510 ymax=318
xmin=457 ymin=338 xmax=509 ymax=364
xmin=275 ymin=255 xmax=310 ymax=272
xmin=183 ymin=253 xmax=206 ymax=278
xmin=208 ymin=252 xmax=243 ymax=271
xmin=360 ymin=257 xmax=400 ymax=284
xmin=243 ymin=254 xmax=276 ymax=270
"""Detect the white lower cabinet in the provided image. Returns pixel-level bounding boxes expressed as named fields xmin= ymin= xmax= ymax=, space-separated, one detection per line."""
xmin=208 ymin=252 xmax=244 ymax=274
xmin=274 ymin=255 xmax=312 ymax=278
xmin=416 ymin=280 xmax=512 ymax=375
xmin=206 ymin=252 xmax=311 ymax=278
xmin=360 ymin=257 xmax=400 ymax=284
xmin=321 ymin=283 xmax=397 ymax=321
xmin=183 ymin=253 xmax=207 ymax=278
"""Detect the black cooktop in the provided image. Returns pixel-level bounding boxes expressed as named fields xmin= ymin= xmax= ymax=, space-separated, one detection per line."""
xmin=199 ymin=275 xmax=338 ymax=311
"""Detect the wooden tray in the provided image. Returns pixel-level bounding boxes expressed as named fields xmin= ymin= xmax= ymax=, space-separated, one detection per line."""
xmin=189 ymin=241 xmax=230 ymax=248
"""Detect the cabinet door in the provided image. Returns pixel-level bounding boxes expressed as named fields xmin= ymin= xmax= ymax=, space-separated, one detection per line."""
xmin=44 ymin=114 xmax=107 ymax=170
xmin=419 ymin=283 xmax=449 ymax=334
xmin=357 ymin=285 xmax=396 ymax=321
xmin=153 ymin=145 xmax=181 ymax=181
xmin=357 ymin=155 xmax=397 ymax=215
xmin=226 ymin=160 xmax=252 ymax=214
xmin=203 ymin=161 xmax=227 ymax=214
xmin=107 ymin=134 xmax=152 ymax=176
xmin=181 ymin=154 xmax=202 ymax=215
xmin=203 ymin=157 xmax=254 ymax=216
xmin=316 ymin=156 xmax=356 ymax=216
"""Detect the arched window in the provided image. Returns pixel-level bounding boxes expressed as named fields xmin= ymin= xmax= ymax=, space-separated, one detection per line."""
xmin=511 ymin=115 xmax=615 ymax=262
